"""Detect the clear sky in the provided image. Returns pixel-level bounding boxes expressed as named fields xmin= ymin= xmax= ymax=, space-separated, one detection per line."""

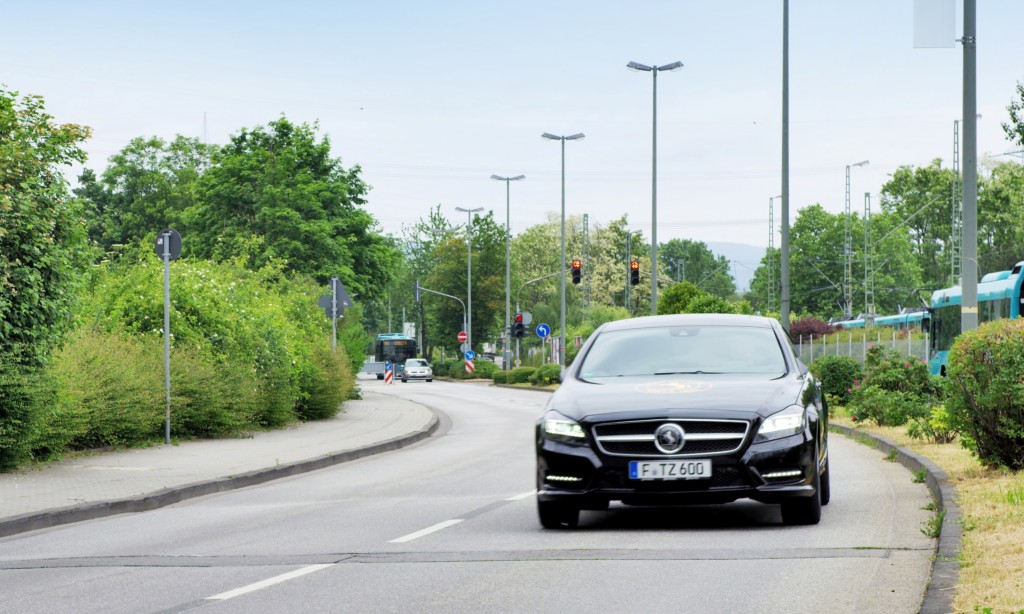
xmin=6 ymin=1 xmax=1024 ymax=250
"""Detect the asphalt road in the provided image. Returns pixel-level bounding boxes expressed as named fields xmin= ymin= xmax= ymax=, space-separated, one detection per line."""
xmin=0 ymin=379 xmax=935 ymax=613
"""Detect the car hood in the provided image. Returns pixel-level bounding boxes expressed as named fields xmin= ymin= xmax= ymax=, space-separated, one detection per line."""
xmin=549 ymin=375 xmax=807 ymax=421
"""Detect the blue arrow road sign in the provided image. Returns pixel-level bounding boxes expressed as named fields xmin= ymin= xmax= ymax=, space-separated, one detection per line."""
xmin=535 ymin=323 xmax=551 ymax=339
xmin=465 ymin=350 xmax=476 ymax=361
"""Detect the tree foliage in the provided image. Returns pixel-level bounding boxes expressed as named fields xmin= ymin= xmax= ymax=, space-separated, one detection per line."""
xmin=77 ymin=135 xmax=213 ymax=252
xmin=182 ymin=116 xmax=398 ymax=302
xmin=659 ymin=238 xmax=735 ymax=299
xmin=0 ymin=88 xmax=92 ymax=366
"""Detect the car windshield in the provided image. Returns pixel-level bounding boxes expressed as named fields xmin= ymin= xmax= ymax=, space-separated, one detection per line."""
xmin=578 ymin=324 xmax=787 ymax=378
xmin=406 ymin=359 xmax=428 ymax=367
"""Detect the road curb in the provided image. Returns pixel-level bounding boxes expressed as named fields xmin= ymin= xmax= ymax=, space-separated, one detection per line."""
xmin=0 ymin=411 xmax=440 ymax=539
xmin=830 ymin=424 xmax=959 ymax=614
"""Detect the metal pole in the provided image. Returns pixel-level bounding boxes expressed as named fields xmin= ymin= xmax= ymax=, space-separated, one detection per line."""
xmin=162 ymin=233 xmax=171 ymax=445
xmin=626 ymin=231 xmax=632 ymax=311
xmin=331 ymin=276 xmax=338 ymax=354
xmin=559 ymin=138 xmax=566 ymax=371
xmin=961 ymin=0 xmax=978 ymax=332
xmin=505 ymin=179 xmax=511 ymax=369
xmin=651 ymin=67 xmax=659 ymax=315
xmin=780 ymin=0 xmax=791 ymax=335
xmin=467 ymin=211 xmax=473 ymax=352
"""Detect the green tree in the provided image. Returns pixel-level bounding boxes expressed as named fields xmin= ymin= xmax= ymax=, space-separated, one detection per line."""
xmin=79 ymin=135 xmax=213 ymax=253
xmin=184 ymin=116 xmax=397 ymax=304
xmin=659 ymin=238 xmax=735 ymax=299
xmin=0 ymin=88 xmax=92 ymax=366
xmin=977 ymin=160 xmax=1024 ymax=274
xmin=657 ymin=281 xmax=703 ymax=315
xmin=1002 ymin=81 xmax=1024 ymax=149
xmin=879 ymin=160 xmax=957 ymax=287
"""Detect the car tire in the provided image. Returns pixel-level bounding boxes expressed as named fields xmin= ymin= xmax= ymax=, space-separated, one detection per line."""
xmin=819 ymin=454 xmax=831 ymax=506
xmin=538 ymin=501 xmax=579 ymax=530
xmin=781 ymin=461 xmax=822 ymax=525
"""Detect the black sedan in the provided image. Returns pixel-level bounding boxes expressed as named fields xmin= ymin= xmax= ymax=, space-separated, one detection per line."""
xmin=535 ymin=314 xmax=830 ymax=529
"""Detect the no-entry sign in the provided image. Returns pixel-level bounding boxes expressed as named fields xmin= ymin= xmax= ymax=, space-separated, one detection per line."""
xmin=457 ymin=331 xmax=468 ymax=343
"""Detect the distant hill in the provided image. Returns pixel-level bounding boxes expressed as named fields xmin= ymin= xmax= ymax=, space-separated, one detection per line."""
xmin=707 ymin=242 xmax=766 ymax=293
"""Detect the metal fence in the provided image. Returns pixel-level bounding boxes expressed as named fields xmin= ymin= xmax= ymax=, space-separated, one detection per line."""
xmin=795 ymin=332 xmax=930 ymax=366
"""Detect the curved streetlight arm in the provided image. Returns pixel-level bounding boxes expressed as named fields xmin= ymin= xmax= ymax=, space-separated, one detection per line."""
xmin=515 ymin=269 xmax=569 ymax=313
xmin=417 ymin=285 xmax=467 ymax=338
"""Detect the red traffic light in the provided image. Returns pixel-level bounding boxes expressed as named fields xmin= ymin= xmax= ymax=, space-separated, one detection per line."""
xmin=514 ymin=313 xmax=523 ymax=323
xmin=630 ymin=260 xmax=640 ymax=271
xmin=571 ymin=259 xmax=582 ymax=269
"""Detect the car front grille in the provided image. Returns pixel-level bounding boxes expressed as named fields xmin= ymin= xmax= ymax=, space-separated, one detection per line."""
xmin=592 ymin=419 xmax=749 ymax=458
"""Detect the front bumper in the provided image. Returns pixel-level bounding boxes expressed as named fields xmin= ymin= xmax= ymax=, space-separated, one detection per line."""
xmin=536 ymin=431 xmax=816 ymax=508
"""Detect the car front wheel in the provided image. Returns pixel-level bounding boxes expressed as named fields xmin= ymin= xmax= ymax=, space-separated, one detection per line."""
xmin=781 ymin=461 xmax=822 ymax=525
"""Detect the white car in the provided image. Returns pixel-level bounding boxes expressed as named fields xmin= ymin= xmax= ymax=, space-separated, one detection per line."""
xmin=402 ymin=358 xmax=433 ymax=383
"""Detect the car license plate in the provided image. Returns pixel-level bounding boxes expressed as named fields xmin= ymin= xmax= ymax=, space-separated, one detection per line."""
xmin=629 ymin=459 xmax=711 ymax=480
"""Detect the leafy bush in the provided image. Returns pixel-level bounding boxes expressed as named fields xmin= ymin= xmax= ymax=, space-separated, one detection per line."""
xmin=529 ymin=363 xmax=562 ymax=386
xmin=492 ymin=371 xmax=509 ymax=384
xmin=946 ymin=319 xmax=1024 ymax=469
xmin=509 ymin=367 xmax=536 ymax=384
xmin=847 ymin=385 xmax=928 ymax=427
xmin=810 ymin=355 xmax=863 ymax=405
xmin=46 ymin=329 xmax=164 ymax=449
xmin=790 ymin=317 xmax=835 ymax=339
xmin=846 ymin=346 xmax=942 ymax=429
xmin=471 ymin=359 xmax=498 ymax=379
xmin=685 ymin=294 xmax=734 ymax=314
xmin=295 ymin=344 xmax=351 ymax=421
xmin=907 ymin=404 xmax=959 ymax=444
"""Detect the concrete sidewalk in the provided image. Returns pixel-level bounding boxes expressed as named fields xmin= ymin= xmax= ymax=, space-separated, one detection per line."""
xmin=0 ymin=390 xmax=437 ymax=538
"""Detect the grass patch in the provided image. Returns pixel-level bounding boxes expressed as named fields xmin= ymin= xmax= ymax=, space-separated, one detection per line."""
xmin=885 ymin=448 xmax=899 ymax=462
xmin=832 ymin=414 xmax=1024 ymax=611
xmin=912 ymin=467 xmax=928 ymax=483
xmin=921 ymin=509 xmax=945 ymax=539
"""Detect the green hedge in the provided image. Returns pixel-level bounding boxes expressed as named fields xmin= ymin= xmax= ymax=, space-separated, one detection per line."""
xmin=0 ymin=255 xmax=356 ymax=471
xmin=529 ymin=363 xmax=561 ymax=386
xmin=509 ymin=367 xmax=536 ymax=384
xmin=946 ymin=319 xmax=1024 ymax=469
xmin=810 ymin=355 xmax=862 ymax=405
xmin=492 ymin=371 xmax=509 ymax=384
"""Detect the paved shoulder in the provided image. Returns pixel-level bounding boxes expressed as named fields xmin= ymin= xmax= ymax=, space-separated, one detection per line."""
xmin=0 ymin=391 xmax=436 ymax=537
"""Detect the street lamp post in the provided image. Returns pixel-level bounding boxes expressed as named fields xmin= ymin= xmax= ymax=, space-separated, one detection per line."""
xmin=844 ymin=160 xmax=869 ymax=317
xmin=541 ymin=132 xmax=584 ymax=372
xmin=628 ymin=60 xmax=683 ymax=315
xmin=454 ymin=206 xmax=484 ymax=354
xmin=491 ymin=174 xmax=525 ymax=370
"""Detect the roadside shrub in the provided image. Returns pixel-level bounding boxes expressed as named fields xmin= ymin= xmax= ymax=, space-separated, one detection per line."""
xmin=907 ymin=404 xmax=959 ymax=444
xmin=46 ymin=329 xmax=165 ymax=449
xmin=295 ymin=345 xmax=351 ymax=421
xmin=0 ymin=360 xmax=57 ymax=469
xmin=472 ymin=359 xmax=498 ymax=379
xmin=810 ymin=355 xmax=863 ymax=405
xmin=946 ymin=319 xmax=1024 ymax=469
xmin=685 ymin=294 xmax=734 ymax=314
xmin=170 ymin=347 xmax=260 ymax=437
xmin=492 ymin=371 xmax=509 ymax=384
xmin=848 ymin=385 xmax=926 ymax=427
xmin=529 ymin=363 xmax=562 ymax=386
xmin=790 ymin=317 xmax=835 ymax=339
xmin=509 ymin=367 xmax=536 ymax=384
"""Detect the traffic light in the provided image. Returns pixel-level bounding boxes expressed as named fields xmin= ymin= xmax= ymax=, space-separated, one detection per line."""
xmin=571 ymin=259 xmax=582 ymax=284
xmin=513 ymin=313 xmax=525 ymax=338
xmin=630 ymin=260 xmax=640 ymax=285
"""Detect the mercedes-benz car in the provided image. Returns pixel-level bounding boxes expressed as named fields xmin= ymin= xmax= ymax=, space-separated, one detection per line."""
xmin=401 ymin=358 xmax=433 ymax=383
xmin=535 ymin=314 xmax=829 ymax=529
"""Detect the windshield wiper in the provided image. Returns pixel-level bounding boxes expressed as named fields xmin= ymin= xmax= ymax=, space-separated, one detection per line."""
xmin=654 ymin=370 xmax=720 ymax=375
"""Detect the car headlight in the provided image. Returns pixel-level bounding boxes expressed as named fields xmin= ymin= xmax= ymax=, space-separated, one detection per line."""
xmin=542 ymin=411 xmax=587 ymax=445
xmin=755 ymin=405 xmax=807 ymax=443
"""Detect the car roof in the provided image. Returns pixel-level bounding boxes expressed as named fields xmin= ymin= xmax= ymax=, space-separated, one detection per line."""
xmin=596 ymin=313 xmax=779 ymax=333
